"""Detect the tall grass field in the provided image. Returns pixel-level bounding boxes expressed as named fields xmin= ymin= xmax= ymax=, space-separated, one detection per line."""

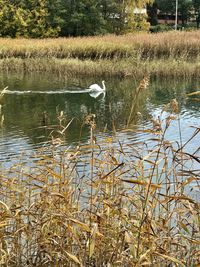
xmin=1 ymin=31 xmax=200 ymax=78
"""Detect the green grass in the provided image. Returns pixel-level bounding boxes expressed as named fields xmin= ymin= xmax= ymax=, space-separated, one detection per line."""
xmin=1 ymin=31 xmax=200 ymax=77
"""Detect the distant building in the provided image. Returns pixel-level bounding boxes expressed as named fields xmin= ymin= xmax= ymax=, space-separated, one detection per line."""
xmin=133 ymin=8 xmax=147 ymax=15
xmin=157 ymin=13 xmax=177 ymax=24
xmin=110 ymin=7 xmax=147 ymax=19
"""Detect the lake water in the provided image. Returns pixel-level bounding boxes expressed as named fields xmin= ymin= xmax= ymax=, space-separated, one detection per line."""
xmin=0 ymin=72 xmax=199 ymax=165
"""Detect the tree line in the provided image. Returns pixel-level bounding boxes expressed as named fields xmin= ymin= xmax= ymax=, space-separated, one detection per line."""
xmin=0 ymin=0 xmax=154 ymax=38
xmin=1 ymin=0 xmax=200 ymax=38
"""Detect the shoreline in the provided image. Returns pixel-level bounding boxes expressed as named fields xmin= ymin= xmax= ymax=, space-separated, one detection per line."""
xmin=0 ymin=31 xmax=200 ymax=78
xmin=0 ymin=57 xmax=199 ymax=79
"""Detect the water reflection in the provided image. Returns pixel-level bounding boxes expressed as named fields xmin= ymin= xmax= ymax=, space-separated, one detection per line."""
xmin=0 ymin=72 xmax=199 ymax=163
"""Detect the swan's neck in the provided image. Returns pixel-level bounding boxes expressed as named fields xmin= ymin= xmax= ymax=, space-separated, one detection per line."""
xmin=102 ymin=81 xmax=106 ymax=90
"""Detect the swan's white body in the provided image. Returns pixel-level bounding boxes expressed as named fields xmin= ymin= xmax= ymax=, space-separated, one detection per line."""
xmin=89 ymin=80 xmax=106 ymax=92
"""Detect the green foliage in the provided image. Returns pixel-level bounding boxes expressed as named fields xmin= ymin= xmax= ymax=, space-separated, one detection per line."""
xmin=156 ymin=0 xmax=175 ymax=13
xmin=1 ymin=0 xmax=200 ymax=37
xmin=150 ymin=24 xmax=173 ymax=32
xmin=0 ymin=0 xmax=60 ymax=37
xmin=60 ymin=0 xmax=106 ymax=36
xmin=193 ymin=0 xmax=200 ymax=27
xmin=0 ymin=0 xmax=153 ymax=37
xmin=147 ymin=2 xmax=158 ymax=25
xmin=100 ymin=0 xmax=120 ymax=33
xmin=179 ymin=0 xmax=192 ymax=26
xmin=26 ymin=0 xmax=60 ymax=37
xmin=0 ymin=1 xmax=28 ymax=37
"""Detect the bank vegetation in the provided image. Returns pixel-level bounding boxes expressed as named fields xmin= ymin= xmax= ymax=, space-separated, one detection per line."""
xmin=1 ymin=31 xmax=200 ymax=78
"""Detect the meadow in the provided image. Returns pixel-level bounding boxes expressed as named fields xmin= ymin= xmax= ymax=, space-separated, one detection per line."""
xmin=0 ymin=79 xmax=199 ymax=266
xmin=1 ymin=31 xmax=200 ymax=78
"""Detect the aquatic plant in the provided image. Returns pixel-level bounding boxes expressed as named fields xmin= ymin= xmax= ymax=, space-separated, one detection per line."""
xmin=0 ymin=31 xmax=200 ymax=60
xmin=0 ymin=31 xmax=200 ymax=78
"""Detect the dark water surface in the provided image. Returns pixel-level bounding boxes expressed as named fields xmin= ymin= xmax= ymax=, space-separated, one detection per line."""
xmin=0 ymin=72 xmax=199 ymax=165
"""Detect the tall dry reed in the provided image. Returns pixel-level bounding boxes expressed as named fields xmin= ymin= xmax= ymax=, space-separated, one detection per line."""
xmin=0 ymin=31 xmax=200 ymax=60
xmin=0 ymin=31 xmax=200 ymax=77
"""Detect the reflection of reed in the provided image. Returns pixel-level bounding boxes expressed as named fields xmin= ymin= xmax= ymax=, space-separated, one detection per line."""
xmin=41 ymin=111 xmax=49 ymax=126
xmin=126 ymin=76 xmax=149 ymax=127
xmin=0 ymin=106 xmax=4 ymax=127
xmin=0 ymin=86 xmax=8 ymax=128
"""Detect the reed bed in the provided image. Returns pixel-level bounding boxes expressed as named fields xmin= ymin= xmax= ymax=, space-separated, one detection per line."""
xmin=0 ymin=79 xmax=199 ymax=266
xmin=1 ymin=57 xmax=200 ymax=79
xmin=0 ymin=31 xmax=200 ymax=77
xmin=1 ymin=31 xmax=200 ymax=60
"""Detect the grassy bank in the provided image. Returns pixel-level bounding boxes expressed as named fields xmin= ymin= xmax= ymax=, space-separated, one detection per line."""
xmin=1 ymin=31 xmax=200 ymax=78
xmin=0 ymin=82 xmax=199 ymax=266
xmin=1 ymin=57 xmax=200 ymax=79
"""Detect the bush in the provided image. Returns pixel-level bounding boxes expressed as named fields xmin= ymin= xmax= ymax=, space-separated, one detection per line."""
xmin=150 ymin=24 xmax=173 ymax=32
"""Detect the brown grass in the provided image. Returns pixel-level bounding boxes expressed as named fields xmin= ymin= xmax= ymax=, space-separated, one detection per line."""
xmin=0 ymin=31 xmax=200 ymax=60
xmin=0 ymin=57 xmax=200 ymax=79
xmin=0 ymin=31 xmax=200 ymax=77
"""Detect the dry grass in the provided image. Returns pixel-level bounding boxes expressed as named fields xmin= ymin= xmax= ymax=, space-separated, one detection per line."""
xmin=1 ymin=31 xmax=200 ymax=60
xmin=0 ymin=79 xmax=199 ymax=266
xmin=0 ymin=31 xmax=200 ymax=77
xmin=1 ymin=57 xmax=200 ymax=79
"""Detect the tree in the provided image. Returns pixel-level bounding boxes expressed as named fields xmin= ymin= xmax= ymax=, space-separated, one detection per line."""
xmin=99 ymin=0 xmax=121 ymax=33
xmin=147 ymin=2 xmax=158 ymax=26
xmin=0 ymin=0 xmax=60 ymax=37
xmin=0 ymin=0 xmax=153 ymax=37
xmin=94 ymin=0 xmax=155 ymax=34
xmin=24 ymin=0 xmax=60 ymax=37
xmin=0 ymin=1 xmax=29 ymax=37
xmin=126 ymin=0 xmax=155 ymax=32
xmin=179 ymin=0 xmax=192 ymax=27
xmin=193 ymin=0 xmax=200 ymax=28
xmin=156 ymin=0 xmax=174 ymax=14
xmin=59 ymin=0 xmax=106 ymax=36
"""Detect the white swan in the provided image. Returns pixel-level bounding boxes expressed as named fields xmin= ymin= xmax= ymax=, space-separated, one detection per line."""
xmin=89 ymin=80 xmax=106 ymax=92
